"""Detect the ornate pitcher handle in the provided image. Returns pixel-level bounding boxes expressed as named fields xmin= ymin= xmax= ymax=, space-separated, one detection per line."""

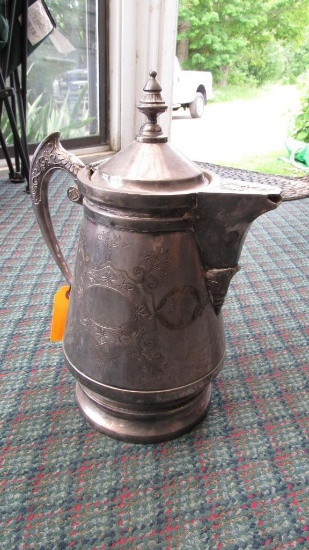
xmin=29 ymin=132 xmax=85 ymax=286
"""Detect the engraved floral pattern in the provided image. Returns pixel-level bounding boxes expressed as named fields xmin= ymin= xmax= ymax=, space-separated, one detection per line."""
xmin=77 ymin=247 xmax=205 ymax=364
xmin=132 ymin=248 xmax=170 ymax=291
xmin=79 ymin=263 xmax=152 ymax=353
xmin=97 ymin=229 xmax=128 ymax=251
xmin=131 ymin=334 xmax=167 ymax=374
xmin=219 ymin=179 xmax=277 ymax=194
xmin=31 ymin=134 xmax=84 ymax=205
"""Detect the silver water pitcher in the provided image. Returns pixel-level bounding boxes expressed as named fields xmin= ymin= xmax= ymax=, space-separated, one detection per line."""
xmin=29 ymin=71 xmax=282 ymax=442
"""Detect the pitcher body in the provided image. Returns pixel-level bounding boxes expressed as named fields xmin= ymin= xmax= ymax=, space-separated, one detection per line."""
xmin=63 ymin=200 xmax=226 ymax=441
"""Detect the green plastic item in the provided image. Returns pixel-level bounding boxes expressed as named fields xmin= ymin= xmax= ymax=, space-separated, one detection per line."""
xmin=285 ymin=137 xmax=309 ymax=168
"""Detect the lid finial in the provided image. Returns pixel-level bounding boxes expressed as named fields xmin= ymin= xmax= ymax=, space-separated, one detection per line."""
xmin=136 ymin=70 xmax=168 ymax=143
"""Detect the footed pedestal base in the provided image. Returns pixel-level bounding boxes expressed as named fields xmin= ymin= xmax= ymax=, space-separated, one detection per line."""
xmin=75 ymin=382 xmax=212 ymax=443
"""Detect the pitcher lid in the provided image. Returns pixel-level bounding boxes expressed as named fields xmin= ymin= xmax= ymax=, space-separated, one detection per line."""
xmin=88 ymin=70 xmax=208 ymax=194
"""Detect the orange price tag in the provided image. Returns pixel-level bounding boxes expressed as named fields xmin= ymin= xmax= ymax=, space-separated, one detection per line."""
xmin=50 ymin=286 xmax=70 ymax=342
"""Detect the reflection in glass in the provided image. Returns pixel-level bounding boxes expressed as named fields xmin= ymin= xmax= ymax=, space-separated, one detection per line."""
xmin=27 ymin=0 xmax=99 ymax=143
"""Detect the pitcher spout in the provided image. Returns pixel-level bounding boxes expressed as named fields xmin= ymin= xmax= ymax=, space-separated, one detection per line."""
xmin=193 ymin=177 xmax=282 ymax=313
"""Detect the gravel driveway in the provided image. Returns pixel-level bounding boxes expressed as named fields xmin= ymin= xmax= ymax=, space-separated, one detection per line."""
xmin=170 ymin=84 xmax=301 ymax=164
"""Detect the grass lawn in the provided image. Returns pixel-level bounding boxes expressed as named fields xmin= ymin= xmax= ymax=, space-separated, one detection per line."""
xmin=212 ymin=83 xmax=275 ymax=103
xmin=214 ymin=149 xmax=303 ymax=177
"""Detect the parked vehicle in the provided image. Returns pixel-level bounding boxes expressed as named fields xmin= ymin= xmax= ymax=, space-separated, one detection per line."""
xmin=172 ymin=57 xmax=213 ymax=118
xmin=53 ymin=68 xmax=89 ymax=111
xmin=53 ymin=58 xmax=213 ymax=121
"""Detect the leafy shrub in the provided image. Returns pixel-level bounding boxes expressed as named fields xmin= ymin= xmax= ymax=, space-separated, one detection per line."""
xmin=293 ymin=95 xmax=309 ymax=142
xmin=247 ymin=43 xmax=286 ymax=86
xmin=2 ymin=84 xmax=94 ymax=146
xmin=292 ymin=75 xmax=309 ymax=142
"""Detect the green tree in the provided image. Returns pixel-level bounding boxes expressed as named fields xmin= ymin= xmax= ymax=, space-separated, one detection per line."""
xmin=178 ymin=0 xmax=309 ymax=85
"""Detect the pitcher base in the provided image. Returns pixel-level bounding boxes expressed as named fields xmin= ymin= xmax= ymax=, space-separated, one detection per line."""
xmin=75 ymin=382 xmax=212 ymax=443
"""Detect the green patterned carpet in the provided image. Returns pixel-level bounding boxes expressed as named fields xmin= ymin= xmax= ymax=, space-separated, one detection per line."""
xmin=1 ymin=173 xmax=308 ymax=549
